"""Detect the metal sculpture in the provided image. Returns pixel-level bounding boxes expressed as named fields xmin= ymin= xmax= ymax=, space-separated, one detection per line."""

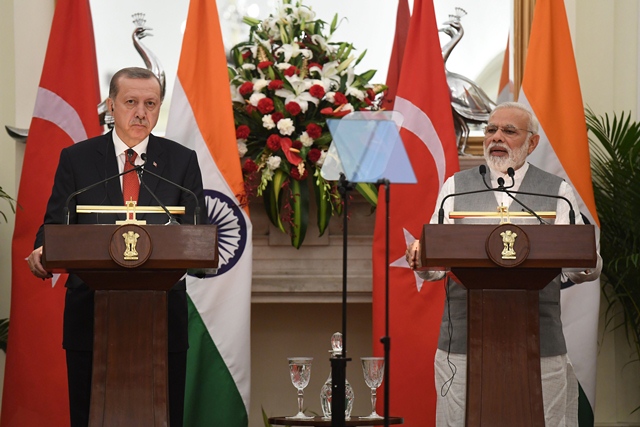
xmin=6 ymin=13 xmax=166 ymax=141
xmin=439 ymin=8 xmax=496 ymax=155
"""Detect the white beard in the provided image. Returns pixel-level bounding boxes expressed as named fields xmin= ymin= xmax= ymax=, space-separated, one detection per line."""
xmin=484 ymin=139 xmax=530 ymax=173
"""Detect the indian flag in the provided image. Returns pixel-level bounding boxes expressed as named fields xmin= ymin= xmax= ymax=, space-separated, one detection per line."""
xmin=165 ymin=0 xmax=252 ymax=425
xmin=519 ymin=0 xmax=600 ymax=425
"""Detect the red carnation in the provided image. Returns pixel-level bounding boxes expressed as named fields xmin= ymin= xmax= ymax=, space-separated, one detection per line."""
xmin=267 ymin=134 xmax=282 ymax=152
xmin=271 ymin=112 xmax=284 ymax=123
xmin=284 ymin=66 xmax=298 ymax=77
xmin=242 ymin=50 xmax=252 ymax=60
xmin=285 ymin=102 xmax=302 ymax=116
xmin=246 ymin=104 xmax=256 ymax=114
xmin=334 ymin=92 xmax=348 ymax=105
xmin=258 ymin=61 xmax=274 ymax=69
xmin=268 ymin=79 xmax=284 ymax=90
xmin=307 ymin=148 xmax=322 ymax=164
xmin=309 ymin=85 xmax=325 ymax=99
xmin=367 ymin=88 xmax=376 ymax=100
xmin=236 ymin=125 xmax=250 ymax=139
xmin=292 ymin=140 xmax=302 ymax=149
xmin=242 ymin=158 xmax=258 ymax=174
xmin=306 ymin=123 xmax=322 ymax=139
xmin=257 ymin=98 xmax=275 ymax=114
xmin=290 ymin=167 xmax=308 ymax=181
xmin=239 ymin=81 xmax=254 ymax=96
xmin=308 ymin=62 xmax=323 ymax=71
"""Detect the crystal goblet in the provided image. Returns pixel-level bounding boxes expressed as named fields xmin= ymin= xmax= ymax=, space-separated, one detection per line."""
xmin=286 ymin=357 xmax=314 ymax=419
xmin=360 ymin=357 xmax=385 ymax=419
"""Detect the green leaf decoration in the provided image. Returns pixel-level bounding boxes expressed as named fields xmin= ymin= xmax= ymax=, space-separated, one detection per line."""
xmin=313 ymin=176 xmax=332 ymax=236
xmin=263 ymin=169 xmax=287 ymax=233
xmin=355 ymin=182 xmax=378 ymax=207
xmin=289 ymin=178 xmax=309 ymax=249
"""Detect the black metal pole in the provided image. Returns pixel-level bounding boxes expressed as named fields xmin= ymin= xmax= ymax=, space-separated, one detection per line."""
xmin=331 ymin=174 xmax=352 ymax=427
xmin=381 ymin=180 xmax=391 ymax=427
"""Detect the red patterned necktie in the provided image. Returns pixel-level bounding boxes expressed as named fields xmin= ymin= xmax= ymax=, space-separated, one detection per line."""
xmin=122 ymin=150 xmax=139 ymax=204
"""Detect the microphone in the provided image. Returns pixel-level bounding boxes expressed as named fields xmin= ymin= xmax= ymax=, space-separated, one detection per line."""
xmin=487 ymin=166 xmax=576 ymax=225
xmin=63 ymin=155 xmax=144 ymax=225
xmin=437 ymin=166 xmax=503 ymax=224
xmin=127 ymin=149 xmax=179 ymax=225
xmin=139 ymin=153 xmax=202 ymax=225
xmin=482 ymin=167 xmax=549 ymax=225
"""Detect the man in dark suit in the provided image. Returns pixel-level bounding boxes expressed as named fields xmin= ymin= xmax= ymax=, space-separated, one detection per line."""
xmin=27 ymin=67 xmax=206 ymax=427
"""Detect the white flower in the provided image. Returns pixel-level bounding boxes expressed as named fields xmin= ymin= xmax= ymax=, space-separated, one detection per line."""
xmin=343 ymin=68 xmax=366 ymax=101
xmin=262 ymin=114 xmax=276 ymax=130
xmin=275 ymin=43 xmax=312 ymax=63
xmin=276 ymin=63 xmax=292 ymax=71
xmin=253 ymin=78 xmax=270 ymax=92
xmin=277 ymin=118 xmax=295 ymax=136
xmin=316 ymin=150 xmax=327 ymax=167
xmin=300 ymin=131 xmax=314 ymax=147
xmin=249 ymin=92 xmax=266 ymax=106
xmin=262 ymin=168 xmax=274 ymax=180
xmin=237 ymin=139 xmax=248 ymax=157
xmin=242 ymin=63 xmax=256 ymax=71
xmin=230 ymin=84 xmax=245 ymax=104
xmin=308 ymin=60 xmax=341 ymax=91
xmin=274 ymin=76 xmax=318 ymax=113
xmin=266 ymin=155 xmax=282 ymax=170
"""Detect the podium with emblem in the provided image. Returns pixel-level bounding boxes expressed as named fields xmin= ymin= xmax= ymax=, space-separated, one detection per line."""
xmin=420 ymin=223 xmax=596 ymax=427
xmin=42 ymin=205 xmax=218 ymax=427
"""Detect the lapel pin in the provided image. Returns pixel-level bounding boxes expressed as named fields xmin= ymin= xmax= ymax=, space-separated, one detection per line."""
xmin=153 ymin=161 xmax=158 ymax=167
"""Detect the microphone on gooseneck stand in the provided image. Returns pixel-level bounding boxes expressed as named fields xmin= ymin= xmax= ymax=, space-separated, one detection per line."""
xmin=490 ymin=166 xmax=576 ymax=225
xmin=126 ymin=149 xmax=179 ymax=225
xmin=139 ymin=153 xmax=202 ymax=225
xmin=483 ymin=167 xmax=549 ymax=225
xmin=63 ymin=155 xmax=144 ymax=225
xmin=437 ymin=165 xmax=503 ymax=224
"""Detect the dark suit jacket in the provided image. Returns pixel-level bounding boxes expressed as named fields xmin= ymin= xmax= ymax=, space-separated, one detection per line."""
xmin=35 ymin=131 xmax=207 ymax=352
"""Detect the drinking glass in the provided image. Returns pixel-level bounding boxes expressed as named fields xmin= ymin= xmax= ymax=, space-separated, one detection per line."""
xmin=286 ymin=357 xmax=314 ymax=419
xmin=360 ymin=357 xmax=385 ymax=419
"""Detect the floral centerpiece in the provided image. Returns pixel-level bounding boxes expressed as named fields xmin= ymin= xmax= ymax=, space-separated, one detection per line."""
xmin=229 ymin=0 xmax=385 ymax=248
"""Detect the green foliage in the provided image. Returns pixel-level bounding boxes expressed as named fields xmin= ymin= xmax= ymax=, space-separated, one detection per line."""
xmin=0 ymin=318 xmax=8 ymax=353
xmin=0 ymin=186 xmax=16 ymax=223
xmin=586 ymin=108 xmax=640 ymax=367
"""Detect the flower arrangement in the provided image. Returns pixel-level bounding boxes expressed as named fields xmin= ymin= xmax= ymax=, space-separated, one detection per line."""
xmin=229 ymin=0 xmax=385 ymax=248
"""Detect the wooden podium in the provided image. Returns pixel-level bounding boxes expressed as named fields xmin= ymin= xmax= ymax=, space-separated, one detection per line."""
xmin=420 ymin=224 xmax=596 ymax=427
xmin=43 ymin=224 xmax=218 ymax=427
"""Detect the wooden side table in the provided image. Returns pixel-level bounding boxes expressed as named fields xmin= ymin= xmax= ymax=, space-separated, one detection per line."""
xmin=268 ymin=416 xmax=403 ymax=426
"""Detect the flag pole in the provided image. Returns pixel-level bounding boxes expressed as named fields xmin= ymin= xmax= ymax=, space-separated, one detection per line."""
xmin=380 ymin=179 xmax=391 ymax=427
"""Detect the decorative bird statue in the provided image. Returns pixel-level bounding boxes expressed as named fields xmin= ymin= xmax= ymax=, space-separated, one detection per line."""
xmin=439 ymin=8 xmax=496 ymax=155
xmin=6 ymin=13 xmax=166 ymax=141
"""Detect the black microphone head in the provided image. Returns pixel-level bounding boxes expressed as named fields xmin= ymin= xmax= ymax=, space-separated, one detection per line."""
xmin=141 ymin=153 xmax=147 ymax=162
xmin=497 ymin=177 xmax=505 ymax=187
xmin=479 ymin=165 xmax=486 ymax=176
xmin=126 ymin=148 xmax=134 ymax=158
xmin=507 ymin=167 xmax=515 ymax=178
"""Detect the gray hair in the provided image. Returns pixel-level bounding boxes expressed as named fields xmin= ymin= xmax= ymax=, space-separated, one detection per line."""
xmin=490 ymin=102 xmax=539 ymax=135
xmin=108 ymin=67 xmax=163 ymax=101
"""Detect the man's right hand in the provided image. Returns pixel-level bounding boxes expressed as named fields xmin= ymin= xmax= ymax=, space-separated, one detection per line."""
xmin=406 ymin=240 xmax=422 ymax=270
xmin=27 ymin=246 xmax=53 ymax=279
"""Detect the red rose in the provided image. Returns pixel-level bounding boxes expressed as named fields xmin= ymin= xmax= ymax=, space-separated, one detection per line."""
xmin=268 ymin=79 xmax=284 ymax=90
xmin=284 ymin=66 xmax=298 ymax=77
xmin=271 ymin=112 xmax=284 ymax=123
xmin=257 ymin=98 xmax=275 ymax=114
xmin=242 ymin=158 xmax=258 ymax=174
xmin=239 ymin=81 xmax=254 ymax=96
xmin=267 ymin=134 xmax=281 ymax=152
xmin=285 ymin=102 xmax=302 ymax=116
xmin=307 ymin=148 xmax=322 ymax=164
xmin=309 ymin=85 xmax=325 ymax=99
xmin=258 ymin=61 xmax=274 ymax=69
xmin=306 ymin=123 xmax=322 ymax=139
xmin=236 ymin=125 xmax=250 ymax=139
xmin=334 ymin=92 xmax=348 ymax=105
xmin=290 ymin=167 xmax=308 ymax=181
xmin=241 ymin=50 xmax=252 ymax=60
xmin=292 ymin=140 xmax=302 ymax=149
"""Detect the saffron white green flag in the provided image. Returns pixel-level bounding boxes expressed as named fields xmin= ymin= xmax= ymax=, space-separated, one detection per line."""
xmin=519 ymin=1 xmax=600 ymax=425
xmin=165 ymin=0 xmax=252 ymax=425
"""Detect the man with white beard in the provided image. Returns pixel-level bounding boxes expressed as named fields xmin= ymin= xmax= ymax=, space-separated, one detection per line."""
xmin=405 ymin=102 xmax=601 ymax=427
